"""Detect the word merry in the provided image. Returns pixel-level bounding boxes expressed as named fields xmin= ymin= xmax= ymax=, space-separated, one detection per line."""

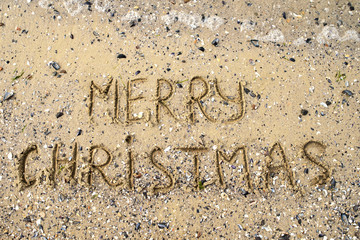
xmin=89 ymin=76 xmax=245 ymax=124
xmin=19 ymin=139 xmax=331 ymax=194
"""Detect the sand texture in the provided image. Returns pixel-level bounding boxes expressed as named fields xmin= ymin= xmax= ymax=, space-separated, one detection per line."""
xmin=0 ymin=0 xmax=359 ymax=239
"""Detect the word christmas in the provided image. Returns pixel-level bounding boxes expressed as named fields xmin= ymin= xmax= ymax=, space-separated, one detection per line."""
xmin=18 ymin=139 xmax=331 ymax=194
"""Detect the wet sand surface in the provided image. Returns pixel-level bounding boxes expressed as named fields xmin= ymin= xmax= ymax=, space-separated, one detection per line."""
xmin=0 ymin=0 xmax=359 ymax=239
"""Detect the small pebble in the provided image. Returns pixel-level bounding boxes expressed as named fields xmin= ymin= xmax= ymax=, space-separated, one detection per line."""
xmin=211 ymin=38 xmax=219 ymax=46
xmin=56 ymin=112 xmax=64 ymax=118
xmin=135 ymin=223 xmax=140 ymax=230
xmin=157 ymin=223 xmax=168 ymax=229
xmin=249 ymin=91 xmax=256 ymax=98
xmin=198 ymin=47 xmax=205 ymax=52
xmin=301 ymin=109 xmax=308 ymax=116
xmin=51 ymin=62 xmax=61 ymax=70
xmin=330 ymin=178 xmax=336 ymax=188
xmin=135 ymin=70 xmax=140 ymax=75
xmin=341 ymin=213 xmax=349 ymax=225
xmin=117 ymin=54 xmax=127 ymax=59
xmin=342 ymin=90 xmax=353 ymax=96
xmin=289 ymin=58 xmax=295 ymax=62
xmin=279 ymin=234 xmax=290 ymax=240
xmin=353 ymin=205 xmax=359 ymax=212
xmin=77 ymin=129 xmax=82 ymax=136
xmin=129 ymin=20 xmax=137 ymax=27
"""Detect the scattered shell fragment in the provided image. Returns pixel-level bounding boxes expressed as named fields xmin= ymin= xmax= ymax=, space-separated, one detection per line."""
xmin=1 ymin=91 xmax=14 ymax=103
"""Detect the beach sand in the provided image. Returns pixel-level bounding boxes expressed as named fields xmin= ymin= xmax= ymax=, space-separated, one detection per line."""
xmin=0 ymin=0 xmax=359 ymax=238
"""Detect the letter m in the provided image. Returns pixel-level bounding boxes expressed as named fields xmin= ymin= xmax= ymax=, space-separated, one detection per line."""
xmin=89 ymin=77 xmax=114 ymax=119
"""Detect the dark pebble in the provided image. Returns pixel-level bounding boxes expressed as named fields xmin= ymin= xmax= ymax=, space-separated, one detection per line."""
xmin=117 ymin=54 xmax=127 ymax=59
xmin=279 ymin=233 xmax=290 ymax=240
xmin=255 ymin=237 xmax=261 ymax=240
xmin=135 ymin=223 xmax=141 ymax=231
xmin=342 ymin=90 xmax=353 ymax=96
xmin=306 ymin=38 xmax=312 ymax=43
xmin=282 ymin=12 xmax=287 ymax=19
xmin=301 ymin=109 xmax=308 ymax=116
xmin=52 ymin=71 xmax=58 ymax=76
xmin=249 ymin=91 xmax=256 ymax=98
xmin=289 ymin=58 xmax=295 ymax=62
xmin=51 ymin=62 xmax=61 ymax=70
xmin=319 ymin=233 xmax=325 ymax=237
xmin=250 ymin=39 xmax=259 ymax=47
xmin=177 ymin=83 xmax=183 ymax=88
xmin=135 ymin=70 xmax=140 ymax=75
xmin=129 ymin=20 xmax=137 ymax=27
xmin=353 ymin=205 xmax=359 ymax=212
xmin=157 ymin=223 xmax=169 ymax=229
xmin=243 ymin=88 xmax=250 ymax=94
xmin=240 ymin=189 xmax=250 ymax=197
xmin=125 ymin=135 xmax=132 ymax=144
xmin=304 ymin=168 xmax=309 ymax=174
xmin=325 ymin=100 xmax=331 ymax=106
xmin=77 ymin=129 xmax=82 ymax=136
xmin=56 ymin=112 xmax=64 ymax=118
xmin=23 ymin=216 xmax=33 ymax=223
xmin=341 ymin=213 xmax=349 ymax=224
xmin=70 ymin=34 xmax=74 ymax=39
xmin=44 ymin=129 xmax=51 ymax=136
xmin=330 ymin=178 xmax=336 ymax=188
xmin=211 ymin=38 xmax=219 ymax=46
xmin=198 ymin=47 xmax=205 ymax=52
